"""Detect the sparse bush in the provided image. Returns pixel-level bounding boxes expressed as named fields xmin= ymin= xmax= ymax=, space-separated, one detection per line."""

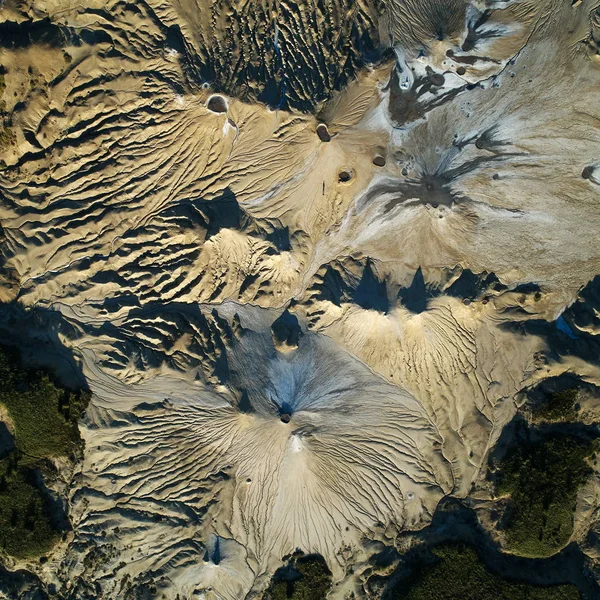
xmin=534 ymin=388 xmax=579 ymax=422
xmin=0 ymin=127 xmax=15 ymax=151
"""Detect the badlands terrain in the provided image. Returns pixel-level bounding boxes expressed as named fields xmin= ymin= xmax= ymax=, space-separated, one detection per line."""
xmin=0 ymin=0 xmax=600 ymax=598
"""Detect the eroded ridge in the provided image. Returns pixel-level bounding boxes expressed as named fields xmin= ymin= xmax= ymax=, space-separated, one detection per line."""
xmin=0 ymin=0 xmax=599 ymax=598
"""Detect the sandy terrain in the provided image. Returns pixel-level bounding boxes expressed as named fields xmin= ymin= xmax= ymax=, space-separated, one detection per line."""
xmin=1 ymin=0 xmax=600 ymax=598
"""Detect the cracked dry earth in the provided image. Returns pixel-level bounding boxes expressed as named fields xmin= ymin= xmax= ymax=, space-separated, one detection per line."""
xmin=1 ymin=0 xmax=600 ymax=598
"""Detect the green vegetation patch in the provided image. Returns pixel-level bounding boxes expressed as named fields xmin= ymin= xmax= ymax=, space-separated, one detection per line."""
xmin=263 ymin=553 xmax=332 ymax=600
xmin=0 ymin=453 xmax=59 ymax=558
xmin=0 ymin=347 xmax=89 ymax=462
xmin=0 ymin=345 xmax=90 ymax=558
xmin=0 ymin=127 xmax=14 ymax=152
xmin=497 ymin=433 xmax=596 ymax=558
xmin=395 ymin=544 xmax=580 ymax=600
xmin=533 ymin=388 xmax=579 ymax=422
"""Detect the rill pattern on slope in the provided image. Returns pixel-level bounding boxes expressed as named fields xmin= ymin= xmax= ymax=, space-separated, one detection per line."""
xmin=0 ymin=0 xmax=600 ymax=598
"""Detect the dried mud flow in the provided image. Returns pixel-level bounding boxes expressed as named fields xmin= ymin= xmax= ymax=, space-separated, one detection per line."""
xmin=0 ymin=0 xmax=600 ymax=598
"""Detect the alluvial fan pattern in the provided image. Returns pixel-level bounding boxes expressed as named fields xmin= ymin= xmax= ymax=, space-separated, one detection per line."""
xmin=0 ymin=0 xmax=599 ymax=598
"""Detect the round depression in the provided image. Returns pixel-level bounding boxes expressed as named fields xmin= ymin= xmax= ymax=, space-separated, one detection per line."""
xmin=207 ymin=95 xmax=228 ymax=114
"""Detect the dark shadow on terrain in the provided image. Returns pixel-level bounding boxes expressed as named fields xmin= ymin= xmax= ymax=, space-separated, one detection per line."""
xmin=312 ymin=264 xmax=347 ymax=307
xmin=165 ymin=24 xmax=186 ymax=55
xmin=0 ymin=301 xmax=88 ymax=391
xmin=0 ymin=422 xmax=14 ymax=457
xmin=312 ymin=258 xmax=390 ymax=314
xmin=0 ymin=564 xmax=48 ymax=600
xmin=500 ymin=275 xmax=600 ymax=367
xmin=271 ymin=310 xmax=303 ymax=349
xmin=236 ymin=389 xmax=254 ymax=414
xmin=396 ymin=267 xmax=505 ymax=313
xmin=0 ymin=19 xmax=79 ymax=49
xmin=199 ymin=189 xmax=244 ymax=238
xmin=265 ymin=225 xmax=291 ymax=252
xmin=313 ymin=261 xmax=517 ymax=317
xmin=512 ymin=281 xmax=542 ymax=294
xmin=203 ymin=536 xmax=221 ymax=565
xmin=354 ymin=260 xmax=389 ymax=313
xmin=568 ymin=275 xmax=600 ymax=336
xmin=397 ymin=267 xmax=438 ymax=313
xmin=446 ymin=269 xmax=500 ymax=300
xmin=462 ymin=9 xmax=500 ymax=52
xmin=160 ymin=187 xmax=248 ymax=240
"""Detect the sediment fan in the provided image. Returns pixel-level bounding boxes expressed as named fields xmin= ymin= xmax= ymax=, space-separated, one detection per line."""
xmin=0 ymin=0 xmax=599 ymax=598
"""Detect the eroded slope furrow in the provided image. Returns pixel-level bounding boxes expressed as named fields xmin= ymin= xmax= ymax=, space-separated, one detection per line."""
xmin=0 ymin=0 xmax=599 ymax=598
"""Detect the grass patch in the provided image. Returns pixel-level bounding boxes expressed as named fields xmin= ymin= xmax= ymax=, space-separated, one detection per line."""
xmin=263 ymin=553 xmax=332 ymax=600
xmin=533 ymin=388 xmax=579 ymax=422
xmin=395 ymin=544 xmax=580 ymax=600
xmin=0 ymin=345 xmax=90 ymax=558
xmin=497 ymin=433 xmax=596 ymax=558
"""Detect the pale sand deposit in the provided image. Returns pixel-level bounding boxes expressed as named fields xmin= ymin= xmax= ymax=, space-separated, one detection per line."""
xmin=1 ymin=0 xmax=600 ymax=598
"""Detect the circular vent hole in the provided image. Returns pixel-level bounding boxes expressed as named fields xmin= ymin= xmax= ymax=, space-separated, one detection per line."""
xmin=317 ymin=123 xmax=331 ymax=142
xmin=207 ymin=95 xmax=227 ymax=113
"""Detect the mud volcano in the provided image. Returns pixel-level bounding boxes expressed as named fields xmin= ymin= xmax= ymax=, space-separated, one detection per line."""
xmin=0 ymin=1 xmax=599 ymax=599
xmin=316 ymin=123 xmax=331 ymax=142
xmin=207 ymin=95 xmax=228 ymax=113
